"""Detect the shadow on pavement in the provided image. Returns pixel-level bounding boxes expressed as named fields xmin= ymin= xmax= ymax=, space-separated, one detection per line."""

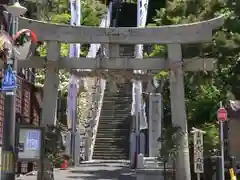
xmin=67 ymin=165 xmax=136 ymax=180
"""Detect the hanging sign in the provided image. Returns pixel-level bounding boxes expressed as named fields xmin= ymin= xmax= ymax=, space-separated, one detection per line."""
xmin=1 ymin=64 xmax=16 ymax=92
xmin=193 ymin=130 xmax=204 ymax=173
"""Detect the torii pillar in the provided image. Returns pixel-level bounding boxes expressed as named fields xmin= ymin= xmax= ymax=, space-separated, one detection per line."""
xmin=16 ymin=15 xmax=224 ymax=180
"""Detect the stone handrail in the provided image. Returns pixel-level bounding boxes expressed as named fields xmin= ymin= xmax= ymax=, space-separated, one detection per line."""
xmin=88 ymin=78 xmax=106 ymax=160
xmin=78 ymin=78 xmax=95 ymax=129
xmin=83 ymin=5 xmax=112 ymax=160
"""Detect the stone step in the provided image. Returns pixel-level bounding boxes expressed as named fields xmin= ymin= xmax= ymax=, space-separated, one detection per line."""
xmin=93 ymin=152 xmax=129 ymax=157
xmin=93 ymin=151 xmax=129 ymax=156
xmin=97 ymin=127 xmax=129 ymax=131
xmin=103 ymin=97 xmax=132 ymax=100
xmin=101 ymin=108 xmax=130 ymax=111
xmin=98 ymin=128 xmax=130 ymax=133
xmin=93 ymin=145 xmax=129 ymax=150
xmin=99 ymin=118 xmax=130 ymax=120
xmin=94 ymin=140 xmax=129 ymax=145
xmin=103 ymin=98 xmax=131 ymax=101
xmin=97 ymin=128 xmax=129 ymax=131
xmin=98 ymin=122 xmax=130 ymax=126
xmin=102 ymin=102 xmax=131 ymax=105
xmin=100 ymin=114 xmax=130 ymax=117
xmin=97 ymin=126 xmax=129 ymax=130
xmin=98 ymin=118 xmax=130 ymax=122
xmin=96 ymin=133 xmax=129 ymax=138
xmin=100 ymin=110 xmax=130 ymax=113
xmin=99 ymin=116 xmax=130 ymax=120
xmin=93 ymin=148 xmax=129 ymax=152
xmin=97 ymin=132 xmax=129 ymax=136
xmin=94 ymin=145 xmax=129 ymax=150
xmin=98 ymin=120 xmax=130 ymax=124
xmin=95 ymin=137 xmax=128 ymax=140
xmin=99 ymin=115 xmax=130 ymax=118
xmin=100 ymin=113 xmax=131 ymax=116
xmin=94 ymin=141 xmax=129 ymax=146
xmin=94 ymin=143 xmax=128 ymax=148
xmin=95 ymin=139 xmax=128 ymax=144
xmin=93 ymin=86 xmax=131 ymax=160
xmin=99 ymin=120 xmax=130 ymax=123
xmin=98 ymin=120 xmax=130 ymax=123
xmin=94 ymin=140 xmax=128 ymax=146
xmin=101 ymin=103 xmax=131 ymax=107
xmin=103 ymin=96 xmax=131 ymax=99
xmin=97 ymin=126 xmax=129 ymax=129
xmin=92 ymin=154 xmax=129 ymax=160
xmin=95 ymin=135 xmax=128 ymax=138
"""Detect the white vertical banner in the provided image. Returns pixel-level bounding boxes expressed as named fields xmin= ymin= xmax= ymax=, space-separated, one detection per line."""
xmin=132 ymin=0 xmax=149 ymax=129
xmin=193 ymin=131 xmax=204 ymax=173
xmin=67 ymin=0 xmax=81 ymax=129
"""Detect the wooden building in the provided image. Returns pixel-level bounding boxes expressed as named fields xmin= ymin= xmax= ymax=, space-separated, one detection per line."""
xmin=0 ymin=6 xmax=42 ymax=173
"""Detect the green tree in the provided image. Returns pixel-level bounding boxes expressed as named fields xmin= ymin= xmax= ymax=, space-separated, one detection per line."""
xmin=150 ymin=0 xmax=238 ymax=151
xmin=158 ymin=124 xmax=184 ymax=179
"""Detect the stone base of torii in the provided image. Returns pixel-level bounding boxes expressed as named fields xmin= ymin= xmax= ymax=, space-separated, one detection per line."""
xmin=10 ymin=15 xmax=224 ymax=180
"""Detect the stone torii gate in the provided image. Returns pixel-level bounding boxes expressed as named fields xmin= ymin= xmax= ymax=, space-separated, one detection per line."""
xmin=14 ymin=15 xmax=223 ymax=180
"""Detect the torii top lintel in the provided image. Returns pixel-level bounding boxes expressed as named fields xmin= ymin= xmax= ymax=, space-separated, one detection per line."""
xmin=19 ymin=15 xmax=224 ymax=44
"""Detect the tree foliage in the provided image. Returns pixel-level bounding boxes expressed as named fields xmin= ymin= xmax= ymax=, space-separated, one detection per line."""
xmin=31 ymin=0 xmax=106 ymax=92
xmin=158 ymin=124 xmax=183 ymax=178
xmin=158 ymin=124 xmax=183 ymax=163
xmin=151 ymin=0 xmax=238 ymax=150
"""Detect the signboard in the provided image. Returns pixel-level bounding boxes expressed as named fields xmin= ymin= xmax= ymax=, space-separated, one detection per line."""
xmin=193 ymin=131 xmax=204 ymax=173
xmin=18 ymin=128 xmax=41 ymax=160
xmin=217 ymin=107 xmax=227 ymax=122
xmin=1 ymin=64 xmax=16 ymax=93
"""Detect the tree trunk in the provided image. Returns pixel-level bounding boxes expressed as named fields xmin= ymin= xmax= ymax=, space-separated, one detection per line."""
xmin=164 ymin=161 xmax=167 ymax=180
xmin=37 ymin=158 xmax=54 ymax=180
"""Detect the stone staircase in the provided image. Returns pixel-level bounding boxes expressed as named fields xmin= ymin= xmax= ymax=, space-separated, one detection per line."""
xmin=93 ymin=82 xmax=132 ymax=160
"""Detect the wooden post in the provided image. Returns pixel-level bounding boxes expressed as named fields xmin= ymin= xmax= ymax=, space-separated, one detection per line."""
xmin=41 ymin=41 xmax=60 ymax=126
xmin=168 ymin=44 xmax=191 ymax=180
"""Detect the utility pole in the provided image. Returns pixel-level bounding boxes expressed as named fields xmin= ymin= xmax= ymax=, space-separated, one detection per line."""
xmin=217 ymin=102 xmax=228 ymax=180
xmin=1 ymin=1 xmax=26 ymax=180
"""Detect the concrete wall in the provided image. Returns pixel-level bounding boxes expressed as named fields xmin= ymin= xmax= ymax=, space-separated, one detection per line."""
xmin=229 ymin=119 xmax=240 ymax=161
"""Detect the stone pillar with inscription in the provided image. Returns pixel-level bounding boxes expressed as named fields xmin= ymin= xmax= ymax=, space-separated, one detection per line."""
xmin=191 ymin=127 xmax=205 ymax=179
xmin=148 ymin=93 xmax=162 ymax=157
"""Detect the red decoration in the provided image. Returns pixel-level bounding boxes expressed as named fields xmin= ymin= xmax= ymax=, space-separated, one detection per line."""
xmin=13 ymin=29 xmax=37 ymax=44
xmin=13 ymin=29 xmax=38 ymax=60
xmin=60 ymin=159 xmax=68 ymax=169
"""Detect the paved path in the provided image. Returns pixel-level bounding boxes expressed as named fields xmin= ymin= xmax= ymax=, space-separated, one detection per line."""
xmin=17 ymin=162 xmax=137 ymax=180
